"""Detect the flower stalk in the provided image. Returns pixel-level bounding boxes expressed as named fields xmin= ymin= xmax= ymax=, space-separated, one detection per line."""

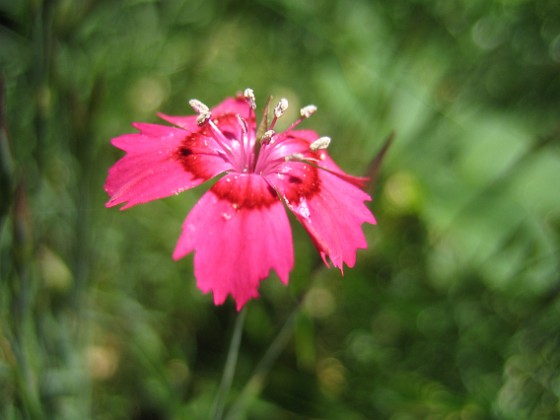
xmin=211 ymin=308 xmax=248 ymax=420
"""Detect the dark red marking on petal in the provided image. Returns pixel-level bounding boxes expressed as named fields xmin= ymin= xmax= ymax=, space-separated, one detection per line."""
xmin=279 ymin=163 xmax=321 ymax=204
xmin=212 ymin=173 xmax=278 ymax=210
xmin=174 ymin=131 xmax=222 ymax=180
xmin=179 ymin=147 xmax=192 ymax=157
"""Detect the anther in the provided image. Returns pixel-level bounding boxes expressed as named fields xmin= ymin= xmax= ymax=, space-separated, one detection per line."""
xmin=189 ymin=99 xmax=209 ymax=114
xmin=300 ymin=105 xmax=317 ymax=119
xmin=261 ymin=130 xmax=275 ymax=143
xmin=310 ymin=136 xmax=331 ymax=151
xmin=196 ymin=111 xmax=211 ymax=126
xmin=243 ymin=88 xmax=256 ymax=110
xmin=274 ymin=98 xmax=289 ymax=119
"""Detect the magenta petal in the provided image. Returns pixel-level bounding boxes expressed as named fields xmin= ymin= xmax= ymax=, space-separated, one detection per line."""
xmin=210 ymin=97 xmax=253 ymax=121
xmin=112 ymin=123 xmax=185 ymax=151
xmin=270 ymin=164 xmax=375 ymax=270
xmin=173 ymin=174 xmax=294 ymax=310
xmin=105 ymin=124 xmax=230 ymax=209
xmin=156 ymin=114 xmax=199 ymax=131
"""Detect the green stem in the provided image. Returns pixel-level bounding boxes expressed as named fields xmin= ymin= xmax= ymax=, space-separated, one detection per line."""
xmin=211 ymin=307 xmax=247 ymax=420
xmin=225 ymin=304 xmax=301 ymax=420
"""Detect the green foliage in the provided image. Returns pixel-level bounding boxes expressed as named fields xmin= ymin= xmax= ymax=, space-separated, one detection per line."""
xmin=1 ymin=0 xmax=559 ymax=418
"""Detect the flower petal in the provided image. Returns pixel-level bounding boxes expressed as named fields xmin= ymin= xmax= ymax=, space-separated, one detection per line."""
xmin=155 ymin=114 xmax=199 ymax=131
xmin=211 ymin=96 xmax=253 ymax=121
xmin=268 ymin=161 xmax=375 ymax=270
xmin=105 ymin=123 xmax=231 ymax=209
xmin=173 ymin=173 xmax=293 ymax=310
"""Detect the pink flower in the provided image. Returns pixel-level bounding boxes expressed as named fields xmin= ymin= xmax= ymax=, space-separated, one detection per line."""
xmin=105 ymin=89 xmax=376 ymax=310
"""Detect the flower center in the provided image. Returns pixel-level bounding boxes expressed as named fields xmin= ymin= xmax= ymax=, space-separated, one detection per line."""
xmin=188 ymin=89 xmax=330 ymax=177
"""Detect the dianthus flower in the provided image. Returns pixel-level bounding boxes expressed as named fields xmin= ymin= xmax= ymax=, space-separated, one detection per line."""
xmin=105 ymin=89 xmax=376 ymax=310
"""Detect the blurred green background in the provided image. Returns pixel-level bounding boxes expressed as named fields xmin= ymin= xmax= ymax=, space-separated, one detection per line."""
xmin=1 ymin=0 xmax=560 ymax=418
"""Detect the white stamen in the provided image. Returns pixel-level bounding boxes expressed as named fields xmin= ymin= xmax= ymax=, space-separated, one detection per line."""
xmin=300 ymin=105 xmax=317 ymax=118
xmin=261 ymin=130 xmax=275 ymax=142
xmin=310 ymin=136 xmax=331 ymax=151
xmin=196 ymin=111 xmax=211 ymax=126
xmin=274 ymin=98 xmax=289 ymax=118
xmin=243 ymin=88 xmax=256 ymax=109
xmin=189 ymin=99 xmax=209 ymax=114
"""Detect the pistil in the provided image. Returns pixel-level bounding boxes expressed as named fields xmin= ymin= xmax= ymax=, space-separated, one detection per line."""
xmin=235 ymin=114 xmax=250 ymax=172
